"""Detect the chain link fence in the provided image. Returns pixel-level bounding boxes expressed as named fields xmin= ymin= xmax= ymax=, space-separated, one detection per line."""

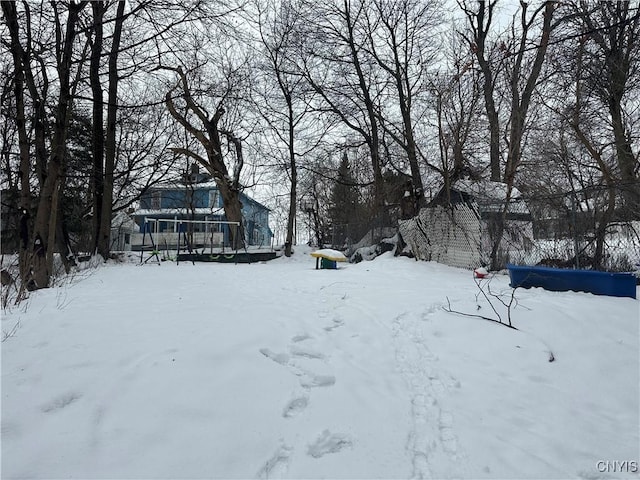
xmin=397 ymin=189 xmax=640 ymax=273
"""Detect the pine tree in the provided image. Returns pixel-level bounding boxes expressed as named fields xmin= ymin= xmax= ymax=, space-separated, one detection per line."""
xmin=329 ymin=153 xmax=360 ymax=247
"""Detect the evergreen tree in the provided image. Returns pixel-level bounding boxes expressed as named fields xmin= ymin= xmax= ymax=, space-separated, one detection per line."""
xmin=329 ymin=153 xmax=360 ymax=247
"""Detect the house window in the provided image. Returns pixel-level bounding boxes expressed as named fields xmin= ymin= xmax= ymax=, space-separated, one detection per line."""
xmin=209 ymin=190 xmax=219 ymax=208
xmin=151 ymin=191 xmax=161 ymax=209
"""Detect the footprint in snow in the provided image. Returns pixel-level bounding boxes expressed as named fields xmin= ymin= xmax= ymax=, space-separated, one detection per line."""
xmin=257 ymin=443 xmax=293 ymax=479
xmin=300 ymin=373 xmax=335 ymax=388
xmin=259 ymin=348 xmax=290 ymax=366
xmin=291 ymin=334 xmax=312 ymax=343
xmin=282 ymin=394 xmax=309 ymax=418
xmin=421 ymin=303 xmax=442 ymax=321
xmin=307 ymin=430 xmax=353 ymax=458
xmin=289 ymin=345 xmax=325 ymax=360
xmin=324 ymin=317 xmax=345 ymax=332
xmin=260 ymin=348 xmax=335 ymax=389
xmin=41 ymin=392 xmax=82 ymax=413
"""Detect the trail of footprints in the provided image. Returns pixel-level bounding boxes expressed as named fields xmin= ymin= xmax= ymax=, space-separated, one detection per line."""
xmin=257 ymin=312 xmax=352 ymax=479
xmin=393 ymin=308 xmax=465 ymax=480
xmin=259 ymin=304 xmax=464 ymax=479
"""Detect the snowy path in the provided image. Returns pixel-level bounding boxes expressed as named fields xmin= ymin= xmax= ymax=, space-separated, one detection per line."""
xmin=2 ymin=249 xmax=638 ymax=479
xmin=392 ymin=309 xmax=464 ymax=479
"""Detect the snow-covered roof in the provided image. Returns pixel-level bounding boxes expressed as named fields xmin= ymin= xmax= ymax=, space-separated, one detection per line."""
xmin=432 ymin=179 xmax=531 ymax=216
xmin=134 ymin=208 xmax=225 ymax=216
xmin=110 ymin=211 xmax=138 ymax=231
xmin=453 ymin=179 xmax=523 ymax=202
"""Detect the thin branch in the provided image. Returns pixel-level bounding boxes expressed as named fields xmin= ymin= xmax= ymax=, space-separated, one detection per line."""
xmin=443 ymin=296 xmax=518 ymax=330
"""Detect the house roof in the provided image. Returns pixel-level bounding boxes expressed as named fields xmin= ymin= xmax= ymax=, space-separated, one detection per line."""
xmin=239 ymin=193 xmax=272 ymax=212
xmin=146 ymin=182 xmax=271 ymax=212
xmin=429 ymin=180 xmax=531 ymax=216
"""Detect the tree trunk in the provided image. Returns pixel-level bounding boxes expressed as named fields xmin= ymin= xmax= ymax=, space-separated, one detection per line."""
xmin=609 ymin=98 xmax=640 ymax=219
xmin=216 ymin=180 xmax=245 ymax=250
xmin=402 ymin=109 xmax=424 ymax=206
xmin=343 ymin=0 xmax=384 ymax=217
xmin=284 ymin=102 xmax=296 ymax=257
xmin=391 ymin=36 xmax=425 ymax=207
xmin=30 ymin=2 xmax=85 ymax=288
xmin=90 ymin=1 xmax=105 ymax=254
xmin=164 ymin=67 xmax=246 ymax=250
xmin=1 ymin=1 xmax=33 ymax=286
xmin=469 ymin=1 xmax=555 ymax=269
xmin=577 ymin=1 xmax=640 ymax=220
xmin=467 ymin=0 xmax=502 ymax=182
xmin=593 ymin=186 xmax=616 ymax=271
xmin=97 ymin=0 xmax=126 ymax=258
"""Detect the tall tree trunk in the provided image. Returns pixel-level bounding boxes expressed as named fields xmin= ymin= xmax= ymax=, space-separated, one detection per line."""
xmin=369 ymin=0 xmax=433 ymax=208
xmin=400 ymin=101 xmax=424 ymax=206
xmin=343 ymin=0 xmax=384 ymax=217
xmin=503 ymin=2 xmax=554 ymax=186
xmin=21 ymin=2 xmax=50 ymax=190
xmin=90 ymin=1 xmax=105 ymax=254
xmin=30 ymin=2 xmax=85 ymax=288
xmin=465 ymin=0 xmax=501 ymax=182
xmin=216 ymin=181 xmax=245 ymax=250
xmin=97 ymin=0 xmax=126 ymax=258
xmin=609 ymin=97 xmax=639 ymax=219
xmin=1 ymin=1 xmax=33 ymax=285
xmin=284 ymin=101 xmax=296 ymax=257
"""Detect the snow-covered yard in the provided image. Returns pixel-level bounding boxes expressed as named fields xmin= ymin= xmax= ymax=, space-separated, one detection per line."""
xmin=2 ymin=248 xmax=638 ymax=479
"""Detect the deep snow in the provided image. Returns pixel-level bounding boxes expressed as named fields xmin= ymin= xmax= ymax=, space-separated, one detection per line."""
xmin=1 ymin=248 xmax=638 ymax=479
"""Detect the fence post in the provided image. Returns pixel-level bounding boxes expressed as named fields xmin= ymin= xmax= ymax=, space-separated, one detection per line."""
xmin=571 ymin=195 xmax=580 ymax=269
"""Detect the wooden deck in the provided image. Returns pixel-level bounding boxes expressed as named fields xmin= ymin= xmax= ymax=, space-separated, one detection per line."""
xmin=176 ymin=251 xmax=278 ymax=263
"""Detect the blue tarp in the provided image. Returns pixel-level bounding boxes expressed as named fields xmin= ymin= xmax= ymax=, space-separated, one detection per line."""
xmin=507 ymin=264 xmax=637 ymax=299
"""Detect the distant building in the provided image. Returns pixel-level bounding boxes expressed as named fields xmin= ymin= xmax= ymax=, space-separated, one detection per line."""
xmin=110 ymin=210 xmax=139 ymax=252
xmin=130 ymin=166 xmax=272 ymax=250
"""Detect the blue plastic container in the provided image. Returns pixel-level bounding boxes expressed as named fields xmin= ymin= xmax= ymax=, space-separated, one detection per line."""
xmin=507 ymin=264 xmax=637 ymax=299
xmin=320 ymin=258 xmax=337 ymax=269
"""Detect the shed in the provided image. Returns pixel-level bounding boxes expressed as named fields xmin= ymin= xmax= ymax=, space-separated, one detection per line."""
xmin=110 ymin=211 xmax=138 ymax=251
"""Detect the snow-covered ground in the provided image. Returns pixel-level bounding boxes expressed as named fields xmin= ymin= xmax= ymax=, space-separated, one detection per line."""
xmin=2 ymin=248 xmax=639 ymax=479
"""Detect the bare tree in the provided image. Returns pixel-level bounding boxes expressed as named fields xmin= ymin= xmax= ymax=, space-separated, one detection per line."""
xmin=429 ymin=27 xmax=483 ymax=195
xmin=88 ymin=1 xmax=106 ymax=256
xmin=366 ymin=0 xmax=444 ymax=207
xmin=88 ymin=0 xmax=197 ymax=258
xmin=298 ymin=0 xmax=388 ymax=220
xmin=573 ymin=1 xmax=640 ymax=219
xmin=459 ymin=0 xmax=503 ymax=182
xmin=162 ymin=64 xmax=248 ymax=249
xmin=254 ymin=0 xmax=312 ymax=256
xmin=460 ymin=0 xmax=558 ymax=269
xmin=97 ymin=0 xmax=127 ymax=258
xmin=2 ymin=1 xmax=88 ymax=289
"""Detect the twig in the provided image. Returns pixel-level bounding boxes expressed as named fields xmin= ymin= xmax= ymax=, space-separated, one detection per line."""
xmin=443 ymin=297 xmax=519 ymax=330
xmin=2 ymin=321 xmax=20 ymax=342
xmin=474 ymin=276 xmax=505 ymax=324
